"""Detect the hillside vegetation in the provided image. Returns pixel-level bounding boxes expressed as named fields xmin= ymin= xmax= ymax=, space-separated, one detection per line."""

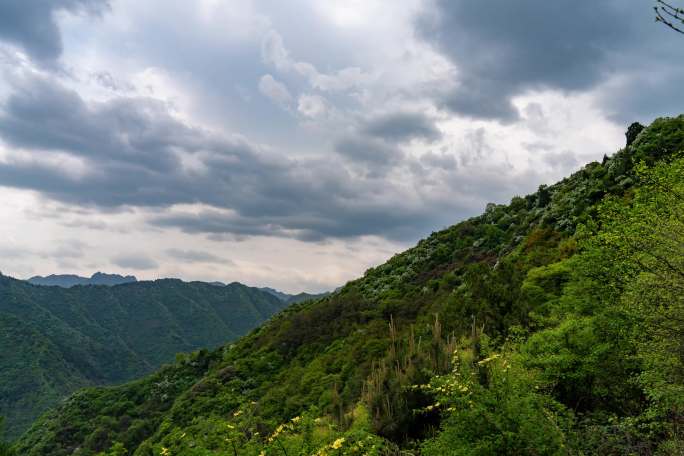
xmin=11 ymin=117 xmax=684 ymax=455
xmin=0 ymin=279 xmax=287 ymax=439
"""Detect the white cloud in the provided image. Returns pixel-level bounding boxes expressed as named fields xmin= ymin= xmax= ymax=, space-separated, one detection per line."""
xmin=297 ymin=93 xmax=327 ymax=118
xmin=261 ymin=29 xmax=374 ymax=92
xmin=258 ymin=73 xmax=293 ymax=108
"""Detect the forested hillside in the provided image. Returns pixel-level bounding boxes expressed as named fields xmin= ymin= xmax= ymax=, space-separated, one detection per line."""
xmin=11 ymin=116 xmax=684 ymax=455
xmin=0 ymin=279 xmax=287 ymax=440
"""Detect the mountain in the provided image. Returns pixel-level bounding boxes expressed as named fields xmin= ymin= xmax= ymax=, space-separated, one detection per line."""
xmin=0 ymin=278 xmax=288 ymax=440
xmin=27 ymin=272 xmax=137 ymax=287
xmin=260 ymin=287 xmax=330 ymax=304
xmin=284 ymin=291 xmax=330 ymax=304
xmin=11 ymin=117 xmax=684 ymax=455
xmin=259 ymin=286 xmax=291 ymax=301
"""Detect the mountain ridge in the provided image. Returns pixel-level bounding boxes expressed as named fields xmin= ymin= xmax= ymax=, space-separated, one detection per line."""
xmin=27 ymin=272 xmax=138 ymax=288
xmin=0 ymin=277 xmax=290 ymax=439
xmin=11 ymin=116 xmax=684 ymax=455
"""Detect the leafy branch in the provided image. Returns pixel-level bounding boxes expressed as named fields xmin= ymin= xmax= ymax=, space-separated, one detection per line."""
xmin=655 ymin=0 xmax=684 ymax=34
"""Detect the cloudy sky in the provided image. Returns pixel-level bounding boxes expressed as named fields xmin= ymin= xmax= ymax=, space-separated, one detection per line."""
xmin=0 ymin=0 xmax=681 ymax=293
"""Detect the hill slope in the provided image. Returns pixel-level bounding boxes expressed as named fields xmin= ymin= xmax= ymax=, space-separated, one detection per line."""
xmin=0 ymin=278 xmax=287 ymax=439
xmin=12 ymin=117 xmax=684 ymax=455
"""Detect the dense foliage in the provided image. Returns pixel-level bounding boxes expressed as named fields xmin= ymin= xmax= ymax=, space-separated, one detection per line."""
xmin=12 ymin=116 xmax=684 ymax=455
xmin=0 ymin=279 xmax=287 ymax=439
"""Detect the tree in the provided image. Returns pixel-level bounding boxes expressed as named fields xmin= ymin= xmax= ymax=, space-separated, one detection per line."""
xmin=584 ymin=157 xmax=684 ymax=450
xmin=625 ymin=122 xmax=645 ymax=146
xmin=0 ymin=418 xmax=14 ymax=456
xmin=655 ymin=0 xmax=684 ymax=34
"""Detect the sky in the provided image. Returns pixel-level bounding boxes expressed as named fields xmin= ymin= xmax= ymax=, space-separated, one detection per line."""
xmin=0 ymin=0 xmax=681 ymax=293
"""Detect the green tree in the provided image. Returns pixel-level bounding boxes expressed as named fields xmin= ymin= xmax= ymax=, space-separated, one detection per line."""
xmin=583 ymin=157 xmax=684 ymax=450
xmin=0 ymin=418 xmax=14 ymax=456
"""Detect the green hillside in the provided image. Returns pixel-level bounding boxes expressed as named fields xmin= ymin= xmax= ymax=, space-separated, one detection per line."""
xmin=11 ymin=116 xmax=684 ymax=455
xmin=0 ymin=279 xmax=287 ymax=440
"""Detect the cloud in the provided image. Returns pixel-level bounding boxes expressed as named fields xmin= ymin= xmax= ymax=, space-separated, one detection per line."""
xmin=165 ymin=248 xmax=232 ymax=265
xmin=419 ymin=151 xmax=457 ymax=170
xmin=361 ymin=112 xmax=442 ymax=143
xmin=0 ymin=73 xmax=468 ymax=242
xmin=258 ymin=74 xmax=293 ymax=108
xmin=112 ymin=253 xmax=158 ymax=270
xmin=0 ymin=245 xmax=28 ymax=259
xmin=150 ymin=202 xmax=444 ymax=243
xmin=0 ymin=0 xmax=109 ymax=63
xmin=261 ymin=29 xmax=373 ymax=92
xmin=334 ymin=136 xmax=403 ymax=174
xmin=50 ymin=239 xmax=87 ymax=259
xmin=297 ymin=94 xmax=327 ymax=118
xmin=91 ymin=71 xmax=135 ymax=93
xmin=0 ymin=0 xmax=649 ymax=292
xmin=416 ymin=0 xmax=661 ymax=121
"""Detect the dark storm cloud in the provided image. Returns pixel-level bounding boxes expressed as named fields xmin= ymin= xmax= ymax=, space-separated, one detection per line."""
xmin=151 ymin=202 xmax=444 ymax=243
xmin=418 ymin=0 xmax=669 ymax=122
xmin=335 ymin=136 xmax=401 ymax=168
xmin=332 ymin=111 xmax=442 ymax=177
xmin=0 ymin=74 xmax=460 ymax=241
xmin=361 ymin=112 xmax=442 ymax=143
xmin=0 ymin=0 xmax=109 ymax=62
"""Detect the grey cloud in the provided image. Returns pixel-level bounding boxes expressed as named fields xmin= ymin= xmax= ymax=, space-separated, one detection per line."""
xmin=332 ymin=111 xmax=442 ymax=176
xmin=335 ymin=136 xmax=402 ymax=169
xmin=420 ymin=151 xmax=457 ymax=170
xmin=417 ymin=0 xmax=658 ymax=121
xmin=597 ymin=65 xmax=684 ymax=125
xmin=0 ymin=0 xmax=109 ymax=62
xmin=112 ymin=254 xmax=158 ymax=270
xmin=460 ymin=128 xmax=492 ymax=166
xmin=50 ymin=240 xmax=87 ymax=259
xmin=151 ymin=203 xmax=443 ymax=243
xmin=541 ymin=149 xmax=579 ymax=170
xmin=0 ymin=74 xmax=463 ymax=242
xmin=165 ymin=248 xmax=232 ymax=265
xmin=361 ymin=112 xmax=442 ymax=143
xmin=91 ymin=71 xmax=135 ymax=93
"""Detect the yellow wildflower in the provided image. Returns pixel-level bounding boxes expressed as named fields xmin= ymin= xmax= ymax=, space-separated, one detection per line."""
xmin=477 ymin=354 xmax=500 ymax=365
xmin=331 ymin=437 xmax=345 ymax=449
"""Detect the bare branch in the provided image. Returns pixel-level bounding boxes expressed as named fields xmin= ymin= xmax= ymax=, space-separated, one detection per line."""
xmin=655 ymin=0 xmax=684 ymax=34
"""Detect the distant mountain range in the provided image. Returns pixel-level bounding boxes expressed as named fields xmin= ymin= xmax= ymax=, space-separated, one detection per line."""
xmin=259 ymin=287 xmax=330 ymax=304
xmin=26 ymin=274 xmax=330 ymax=305
xmin=27 ymin=272 xmax=137 ymax=287
xmin=0 ymin=275 xmax=289 ymax=439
